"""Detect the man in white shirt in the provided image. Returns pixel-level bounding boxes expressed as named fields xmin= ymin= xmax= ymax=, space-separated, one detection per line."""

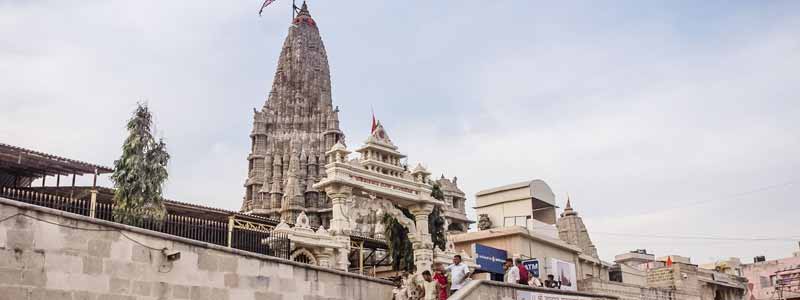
xmin=504 ymin=258 xmax=520 ymax=284
xmin=446 ymin=255 xmax=471 ymax=295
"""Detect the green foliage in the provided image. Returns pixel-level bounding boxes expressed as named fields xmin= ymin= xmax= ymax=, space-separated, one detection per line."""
xmin=383 ymin=207 xmax=416 ymax=272
xmin=383 ymin=182 xmax=449 ymax=271
xmin=429 ymin=183 xmax=447 ymax=251
xmin=111 ymin=103 xmax=170 ymax=225
xmin=429 ymin=205 xmax=447 ymax=251
xmin=430 ymin=183 xmax=445 ymax=201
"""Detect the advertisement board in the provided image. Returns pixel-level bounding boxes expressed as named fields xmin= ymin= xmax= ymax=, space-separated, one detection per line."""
xmin=474 ymin=244 xmax=507 ymax=274
xmin=522 ymin=259 xmax=540 ymax=278
xmin=517 ymin=291 xmax=592 ymax=300
xmin=548 ymin=258 xmax=577 ymax=291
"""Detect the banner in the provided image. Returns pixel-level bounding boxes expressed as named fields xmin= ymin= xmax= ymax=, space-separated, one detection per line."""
xmin=548 ymin=258 xmax=577 ymax=291
xmin=517 ymin=291 xmax=592 ymax=300
xmin=522 ymin=259 xmax=540 ymax=278
xmin=474 ymin=244 xmax=507 ymax=274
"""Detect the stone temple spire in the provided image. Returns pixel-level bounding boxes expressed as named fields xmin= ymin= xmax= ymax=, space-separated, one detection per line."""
xmin=556 ymin=197 xmax=599 ymax=258
xmin=562 ymin=197 xmax=577 ymax=217
xmin=242 ymin=2 xmax=343 ymax=228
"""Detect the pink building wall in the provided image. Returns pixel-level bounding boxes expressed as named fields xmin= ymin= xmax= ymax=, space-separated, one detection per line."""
xmin=741 ymin=255 xmax=800 ymax=300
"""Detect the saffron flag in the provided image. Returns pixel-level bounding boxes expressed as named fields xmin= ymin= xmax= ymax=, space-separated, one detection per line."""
xmin=666 ymin=256 xmax=673 ymax=267
xmin=371 ymin=107 xmax=377 ymax=133
xmin=259 ymin=0 xmax=276 ymax=16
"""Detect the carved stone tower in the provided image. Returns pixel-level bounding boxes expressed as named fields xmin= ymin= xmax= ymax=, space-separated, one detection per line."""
xmin=556 ymin=199 xmax=599 ymax=258
xmin=242 ymin=3 xmax=344 ymax=226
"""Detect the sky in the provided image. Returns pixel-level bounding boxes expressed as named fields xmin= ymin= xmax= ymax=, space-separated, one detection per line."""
xmin=2 ymin=0 xmax=799 ymax=264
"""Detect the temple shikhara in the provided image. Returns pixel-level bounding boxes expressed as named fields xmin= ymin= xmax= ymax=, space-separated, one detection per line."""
xmin=239 ymin=3 xmax=472 ymax=240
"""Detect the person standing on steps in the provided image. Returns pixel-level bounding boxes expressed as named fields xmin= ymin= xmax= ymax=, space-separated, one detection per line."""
xmin=433 ymin=263 xmax=449 ymax=300
xmin=504 ymin=258 xmax=520 ymax=284
xmin=446 ymin=255 xmax=471 ymax=295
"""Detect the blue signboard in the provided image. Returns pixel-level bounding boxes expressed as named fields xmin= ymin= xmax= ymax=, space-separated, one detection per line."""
xmin=474 ymin=244 xmax=507 ymax=274
xmin=522 ymin=259 xmax=540 ymax=278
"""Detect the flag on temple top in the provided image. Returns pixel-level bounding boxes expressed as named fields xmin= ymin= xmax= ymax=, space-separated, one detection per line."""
xmin=666 ymin=256 xmax=673 ymax=267
xmin=259 ymin=0 xmax=276 ymax=16
xmin=371 ymin=109 xmax=377 ymax=133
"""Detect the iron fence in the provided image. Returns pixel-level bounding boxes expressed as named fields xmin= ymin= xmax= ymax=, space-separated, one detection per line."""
xmin=0 ymin=186 xmax=89 ymax=216
xmin=0 ymin=186 xmax=290 ymax=260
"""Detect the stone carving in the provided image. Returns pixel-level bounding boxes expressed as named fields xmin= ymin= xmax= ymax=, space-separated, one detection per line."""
xmin=373 ymin=208 xmax=386 ymax=239
xmin=290 ymin=248 xmax=317 ymax=265
xmin=350 ymin=192 xmax=417 ymax=239
xmin=241 ymin=3 xmax=344 ymax=226
xmin=477 ymin=213 xmax=492 ymax=230
xmin=296 ymin=211 xmax=311 ymax=229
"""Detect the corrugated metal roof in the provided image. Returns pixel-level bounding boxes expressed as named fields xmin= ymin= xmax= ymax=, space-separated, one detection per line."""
xmin=0 ymin=142 xmax=113 ymax=176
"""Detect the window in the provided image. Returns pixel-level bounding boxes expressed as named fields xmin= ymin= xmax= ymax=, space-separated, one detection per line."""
xmin=760 ymin=276 xmax=771 ymax=288
xmin=504 ymin=215 xmax=531 ymax=228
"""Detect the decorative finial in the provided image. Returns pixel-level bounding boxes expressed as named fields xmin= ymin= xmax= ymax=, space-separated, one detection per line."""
xmin=298 ymin=1 xmax=310 ymax=16
xmin=565 ymin=193 xmax=572 ymax=210
xmin=562 ymin=193 xmax=577 ymax=217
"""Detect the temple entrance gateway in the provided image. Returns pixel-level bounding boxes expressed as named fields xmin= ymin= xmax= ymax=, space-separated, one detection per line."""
xmin=313 ymin=122 xmax=477 ymax=276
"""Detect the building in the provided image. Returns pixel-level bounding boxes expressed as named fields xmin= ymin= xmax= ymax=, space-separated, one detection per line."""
xmin=437 ymin=175 xmax=472 ymax=233
xmin=474 ymin=179 xmax=557 ymax=231
xmin=609 ymin=249 xmax=654 ymax=286
xmin=582 ymin=250 xmax=748 ymax=300
xmin=453 ymin=180 xmax=610 ymax=287
xmin=738 ymin=245 xmax=800 ymax=300
xmin=238 ymin=3 xmax=471 ymax=236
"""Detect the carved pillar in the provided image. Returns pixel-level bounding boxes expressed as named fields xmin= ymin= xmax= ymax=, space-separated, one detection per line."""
xmin=335 ymin=235 xmax=351 ymax=271
xmin=410 ymin=204 xmax=434 ymax=274
xmin=313 ymin=248 xmax=335 ymax=269
xmin=326 ymin=185 xmax=352 ymax=234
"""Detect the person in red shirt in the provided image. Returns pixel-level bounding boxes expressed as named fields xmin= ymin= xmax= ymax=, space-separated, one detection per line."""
xmin=516 ymin=259 xmax=530 ymax=285
xmin=433 ymin=263 xmax=449 ymax=300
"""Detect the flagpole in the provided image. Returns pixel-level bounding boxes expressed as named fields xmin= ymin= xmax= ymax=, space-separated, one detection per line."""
xmin=293 ymin=0 xmax=296 ymax=19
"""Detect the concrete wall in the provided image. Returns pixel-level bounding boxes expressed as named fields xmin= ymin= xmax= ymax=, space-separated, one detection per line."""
xmin=579 ymin=260 xmax=610 ymax=282
xmin=618 ymin=264 xmax=646 ymax=286
xmin=0 ymin=197 xmax=394 ymax=300
xmin=450 ymin=279 xmax=618 ymax=300
xmin=582 ymin=264 xmax=746 ymax=300
xmin=578 ymin=278 xmax=689 ymax=300
xmin=741 ymin=256 xmax=800 ymax=300
xmin=476 ymin=199 xmax=532 ymax=230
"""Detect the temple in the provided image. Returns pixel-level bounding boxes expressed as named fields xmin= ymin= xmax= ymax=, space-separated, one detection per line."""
xmin=241 ymin=3 xmax=343 ymax=226
xmin=240 ymin=2 xmax=472 ymax=235
xmin=556 ymin=198 xmax=599 ymax=258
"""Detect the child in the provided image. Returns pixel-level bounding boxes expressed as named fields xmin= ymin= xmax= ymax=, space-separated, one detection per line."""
xmin=421 ymin=270 xmax=439 ymax=300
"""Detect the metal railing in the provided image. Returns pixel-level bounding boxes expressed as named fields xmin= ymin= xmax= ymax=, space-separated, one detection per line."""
xmin=0 ymin=186 xmax=290 ymax=260
xmin=0 ymin=186 xmax=90 ymax=216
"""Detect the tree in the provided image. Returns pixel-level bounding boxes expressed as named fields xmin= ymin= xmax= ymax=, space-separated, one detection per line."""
xmin=383 ymin=184 xmax=448 ymax=271
xmin=429 ymin=183 xmax=447 ymax=251
xmin=111 ymin=103 xmax=170 ymax=225
xmin=383 ymin=207 xmax=416 ymax=271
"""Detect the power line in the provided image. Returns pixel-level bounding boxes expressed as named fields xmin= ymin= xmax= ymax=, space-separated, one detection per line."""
xmin=527 ymin=225 xmax=800 ymax=242
xmin=681 ymin=179 xmax=800 ymax=208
